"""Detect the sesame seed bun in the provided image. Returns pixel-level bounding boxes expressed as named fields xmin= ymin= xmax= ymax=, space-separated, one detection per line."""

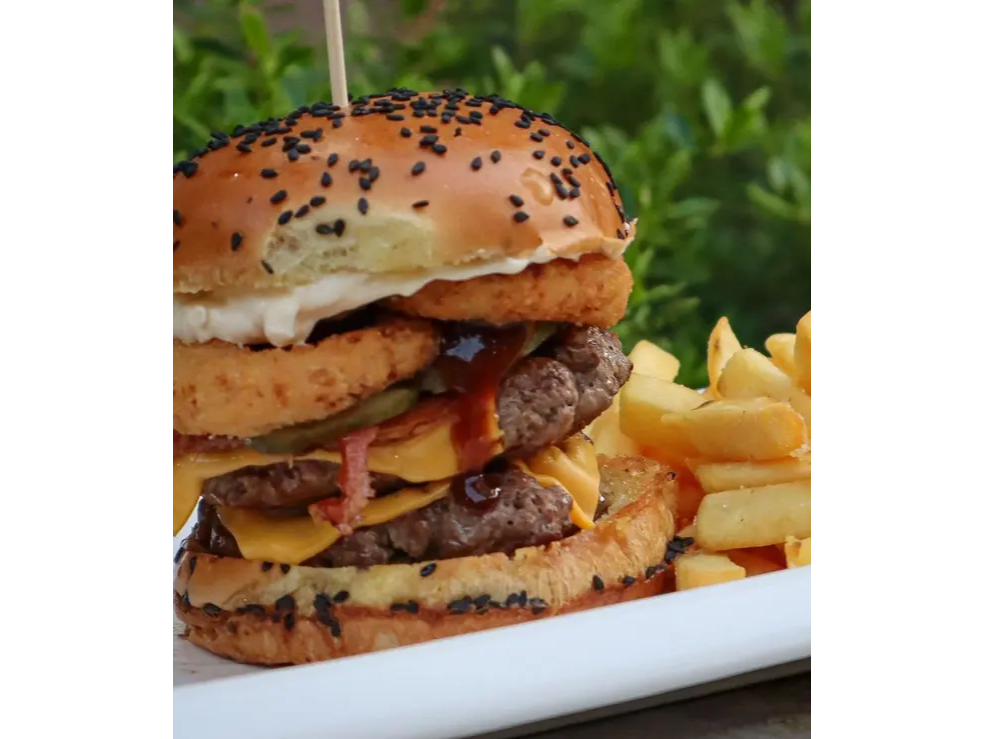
xmin=173 ymin=455 xmax=678 ymax=666
xmin=173 ymin=89 xmax=633 ymax=295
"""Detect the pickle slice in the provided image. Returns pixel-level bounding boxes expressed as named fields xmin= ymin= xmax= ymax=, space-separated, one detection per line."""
xmin=249 ymin=386 xmax=420 ymax=454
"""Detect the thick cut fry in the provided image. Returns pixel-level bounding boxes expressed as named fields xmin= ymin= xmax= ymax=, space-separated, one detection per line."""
xmin=718 ymin=348 xmax=811 ymax=427
xmin=620 ymin=374 xmax=706 ymax=462
xmin=707 ymin=318 xmax=742 ymax=398
xmin=725 ymin=547 xmax=786 ymax=576
xmin=784 ymin=536 xmax=811 ymax=567
xmin=629 ymin=340 xmax=681 ymax=382
xmin=795 ymin=311 xmax=811 ymax=394
xmin=676 ymin=553 xmax=746 ymax=591
xmin=691 ymin=455 xmax=811 ymax=493
xmin=765 ymin=333 xmax=797 ymax=378
xmin=587 ymin=405 xmax=642 ymax=458
xmin=662 ymin=398 xmax=808 ymax=461
xmin=696 ymin=482 xmax=811 ymax=550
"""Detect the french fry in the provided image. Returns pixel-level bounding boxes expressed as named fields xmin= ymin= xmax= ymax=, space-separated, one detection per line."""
xmin=662 ymin=398 xmax=808 ymax=461
xmin=629 ymin=340 xmax=681 ymax=382
xmin=690 ymin=455 xmax=811 ymax=493
xmin=765 ymin=333 xmax=797 ymax=378
xmin=717 ymin=348 xmax=811 ymax=427
xmin=588 ymin=405 xmax=642 ymax=458
xmin=695 ymin=481 xmax=811 ymax=550
xmin=707 ymin=317 xmax=742 ymax=398
xmin=666 ymin=469 xmax=706 ymax=525
xmin=795 ymin=311 xmax=811 ymax=394
xmin=620 ymin=374 xmax=705 ymax=462
xmin=676 ymin=553 xmax=746 ymax=591
xmin=784 ymin=536 xmax=811 ymax=567
xmin=724 ymin=547 xmax=787 ymax=576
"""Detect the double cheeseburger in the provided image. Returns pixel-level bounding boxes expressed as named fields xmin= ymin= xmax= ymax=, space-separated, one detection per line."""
xmin=173 ymin=88 xmax=678 ymax=665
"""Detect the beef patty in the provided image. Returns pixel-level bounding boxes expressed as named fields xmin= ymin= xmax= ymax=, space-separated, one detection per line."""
xmin=187 ymin=466 xmax=578 ymax=567
xmin=200 ymin=325 xmax=630 ymax=510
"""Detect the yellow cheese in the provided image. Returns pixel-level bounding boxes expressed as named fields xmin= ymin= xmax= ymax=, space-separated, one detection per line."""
xmin=216 ymin=483 xmax=451 ymax=564
xmin=172 ymin=420 xmax=502 ymax=534
xmin=519 ymin=435 xmax=601 ymax=530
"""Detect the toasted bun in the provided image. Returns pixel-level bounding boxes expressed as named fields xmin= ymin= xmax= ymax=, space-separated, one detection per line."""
xmin=174 ymin=455 xmax=677 ymax=665
xmin=173 ymin=89 xmax=633 ymax=294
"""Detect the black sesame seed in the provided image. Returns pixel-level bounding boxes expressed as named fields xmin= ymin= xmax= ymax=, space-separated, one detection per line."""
xmin=173 ymin=545 xmax=185 ymax=564
xmin=236 ymin=142 xmax=252 ymax=154
xmin=277 ymin=210 xmax=293 ymax=225
xmin=420 ymin=563 xmax=437 ymax=577
xmin=275 ymin=594 xmax=296 ymax=611
xmin=284 ymin=613 xmax=296 ymax=630
xmin=287 ymin=149 xmax=300 ymax=162
xmin=261 ymin=561 xmax=274 ymax=572
xmin=334 ymin=218 xmax=346 ymax=236
xmin=333 ymin=590 xmax=350 ymax=604
xmin=203 ymin=603 xmax=222 ymax=617
xmin=328 ymin=618 xmax=342 ymax=637
xmin=570 ymin=155 xmax=581 ymax=168
xmin=412 ymin=110 xmax=425 ymax=118
xmin=563 ymin=216 xmax=579 ymax=227
xmin=400 ymin=127 xmax=412 ymax=138
xmin=622 ymin=576 xmax=637 ymax=587
xmin=173 ymin=210 xmax=182 ymax=226
xmin=518 ymin=590 xmax=528 ymax=607
xmin=310 ymin=195 xmax=326 ymax=207
xmin=682 ymin=536 xmax=695 ymax=547
xmin=508 ymin=194 xmax=524 ymax=208
xmin=314 ymin=593 xmax=332 ymax=613
xmin=533 ymin=150 xmax=546 ymax=160
xmin=592 ymin=574 xmax=604 ymax=592
xmin=284 ymin=136 xmax=300 ymax=146
xmin=348 ymin=159 xmax=361 ymax=171
xmin=577 ymin=153 xmax=592 ymax=164
xmin=505 ymin=593 xmax=520 ymax=607
xmin=420 ymin=134 xmax=438 ymax=148
xmin=358 ymin=197 xmax=369 ymax=215
xmin=295 ymin=204 xmax=310 ymax=218
xmin=454 ymin=127 xmax=463 ymax=137
xmin=550 ymin=156 xmax=563 ymax=166
xmin=412 ymin=200 xmax=429 ymax=209
xmin=420 ymin=125 xmax=438 ymax=133
xmin=280 ymin=563 xmax=291 ymax=574
xmin=566 ymin=174 xmax=582 ymax=188
xmin=359 ymin=177 xmax=372 ymax=191
xmin=296 ymin=143 xmax=311 ymax=154
xmin=473 ymin=594 xmax=491 ymax=609
xmin=566 ymin=140 xmax=575 ymax=149
xmin=529 ymin=598 xmax=547 ymax=615
xmin=538 ymin=128 xmax=551 ymax=136
xmin=515 ymin=119 xmax=531 ymax=129
xmin=645 ymin=565 xmax=660 ymax=580
xmin=315 ymin=223 xmax=334 ymax=235
xmin=387 ymin=113 xmax=405 ymax=121
xmin=261 ymin=260 xmax=275 ymax=274
xmin=513 ymin=211 xmax=530 ymax=223
xmin=270 ymin=189 xmax=287 ymax=204
xmin=491 ymin=150 xmax=502 ymax=163
xmin=411 ymin=161 xmax=426 ymax=175
xmin=471 ymin=157 xmax=482 ymax=171
xmin=569 ymin=188 xmax=581 ymax=198
xmin=261 ymin=137 xmax=277 ymax=147
xmin=260 ymin=168 xmax=278 ymax=178
xmin=231 ymin=232 xmax=243 ymax=251
xmin=333 ymin=118 xmax=343 ymax=129
xmin=327 ymin=153 xmax=339 ymax=167
xmin=321 ymin=172 xmax=333 ymax=187
xmin=456 ymin=114 xmax=472 ymax=125
xmin=301 ymin=129 xmax=322 ymax=139
xmin=530 ymin=133 xmax=544 ymax=143
xmin=433 ymin=143 xmax=447 ymax=154
xmin=448 ymin=598 xmax=472 ymax=614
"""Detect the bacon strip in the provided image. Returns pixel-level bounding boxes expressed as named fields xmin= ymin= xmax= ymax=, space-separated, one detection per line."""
xmin=173 ymin=431 xmax=246 ymax=459
xmin=308 ymin=426 xmax=379 ymax=534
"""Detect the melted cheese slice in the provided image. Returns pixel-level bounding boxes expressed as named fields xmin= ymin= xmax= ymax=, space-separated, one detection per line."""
xmin=215 ymin=483 xmax=450 ymax=564
xmin=519 ymin=435 xmax=601 ymax=529
xmin=173 ymin=419 xmax=498 ymax=534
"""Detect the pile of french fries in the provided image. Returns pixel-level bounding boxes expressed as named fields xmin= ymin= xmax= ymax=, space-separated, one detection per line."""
xmin=587 ymin=311 xmax=811 ymax=591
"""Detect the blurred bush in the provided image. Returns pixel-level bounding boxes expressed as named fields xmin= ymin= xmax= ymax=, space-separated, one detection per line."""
xmin=174 ymin=0 xmax=810 ymax=386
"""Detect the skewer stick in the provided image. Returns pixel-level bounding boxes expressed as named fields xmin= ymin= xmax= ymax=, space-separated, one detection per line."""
xmin=322 ymin=0 xmax=349 ymax=107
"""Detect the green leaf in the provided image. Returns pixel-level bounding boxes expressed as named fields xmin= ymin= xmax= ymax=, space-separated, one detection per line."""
xmin=701 ymin=79 xmax=732 ymax=139
xmin=239 ymin=6 xmax=270 ymax=62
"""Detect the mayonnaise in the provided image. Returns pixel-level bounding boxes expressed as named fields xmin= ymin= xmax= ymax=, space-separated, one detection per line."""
xmin=173 ymin=245 xmax=625 ymax=346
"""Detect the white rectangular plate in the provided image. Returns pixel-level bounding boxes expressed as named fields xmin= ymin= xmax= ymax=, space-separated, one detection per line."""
xmin=173 ymin=524 xmax=810 ymax=739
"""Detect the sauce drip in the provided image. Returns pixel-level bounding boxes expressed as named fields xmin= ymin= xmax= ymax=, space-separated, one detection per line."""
xmin=433 ymin=324 xmax=531 ymax=506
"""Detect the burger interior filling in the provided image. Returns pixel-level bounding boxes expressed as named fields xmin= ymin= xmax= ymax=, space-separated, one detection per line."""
xmin=174 ymin=321 xmax=632 ymax=567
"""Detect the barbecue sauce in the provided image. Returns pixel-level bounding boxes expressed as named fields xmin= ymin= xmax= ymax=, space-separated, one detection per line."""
xmin=434 ymin=324 xmax=531 ymax=508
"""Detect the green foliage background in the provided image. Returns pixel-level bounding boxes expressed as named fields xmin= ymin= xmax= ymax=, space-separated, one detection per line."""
xmin=174 ymin=0 xmax=810 ymax=386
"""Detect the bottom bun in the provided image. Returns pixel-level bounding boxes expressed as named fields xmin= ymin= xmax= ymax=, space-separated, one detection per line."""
xmin=174 ymin=455 xmax=678 ymax=666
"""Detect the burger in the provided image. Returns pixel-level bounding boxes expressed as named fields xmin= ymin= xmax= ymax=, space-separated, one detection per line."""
xmin=173 ymin=88 xmax=678 ymax=665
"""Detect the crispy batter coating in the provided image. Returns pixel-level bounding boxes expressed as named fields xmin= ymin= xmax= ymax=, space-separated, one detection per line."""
xmin=173 ymin=318 xmax=439 ymax=437
xmin=388 ymin=255 xmax=632 ymax=327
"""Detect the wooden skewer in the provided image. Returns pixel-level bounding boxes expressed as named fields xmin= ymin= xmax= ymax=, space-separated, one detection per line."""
xmin=322 ymin=0 xmax=348 ymax=107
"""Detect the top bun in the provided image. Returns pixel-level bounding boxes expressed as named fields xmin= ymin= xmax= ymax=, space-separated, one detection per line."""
xmin=173 ymin=89 xmax=633 ymax=294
